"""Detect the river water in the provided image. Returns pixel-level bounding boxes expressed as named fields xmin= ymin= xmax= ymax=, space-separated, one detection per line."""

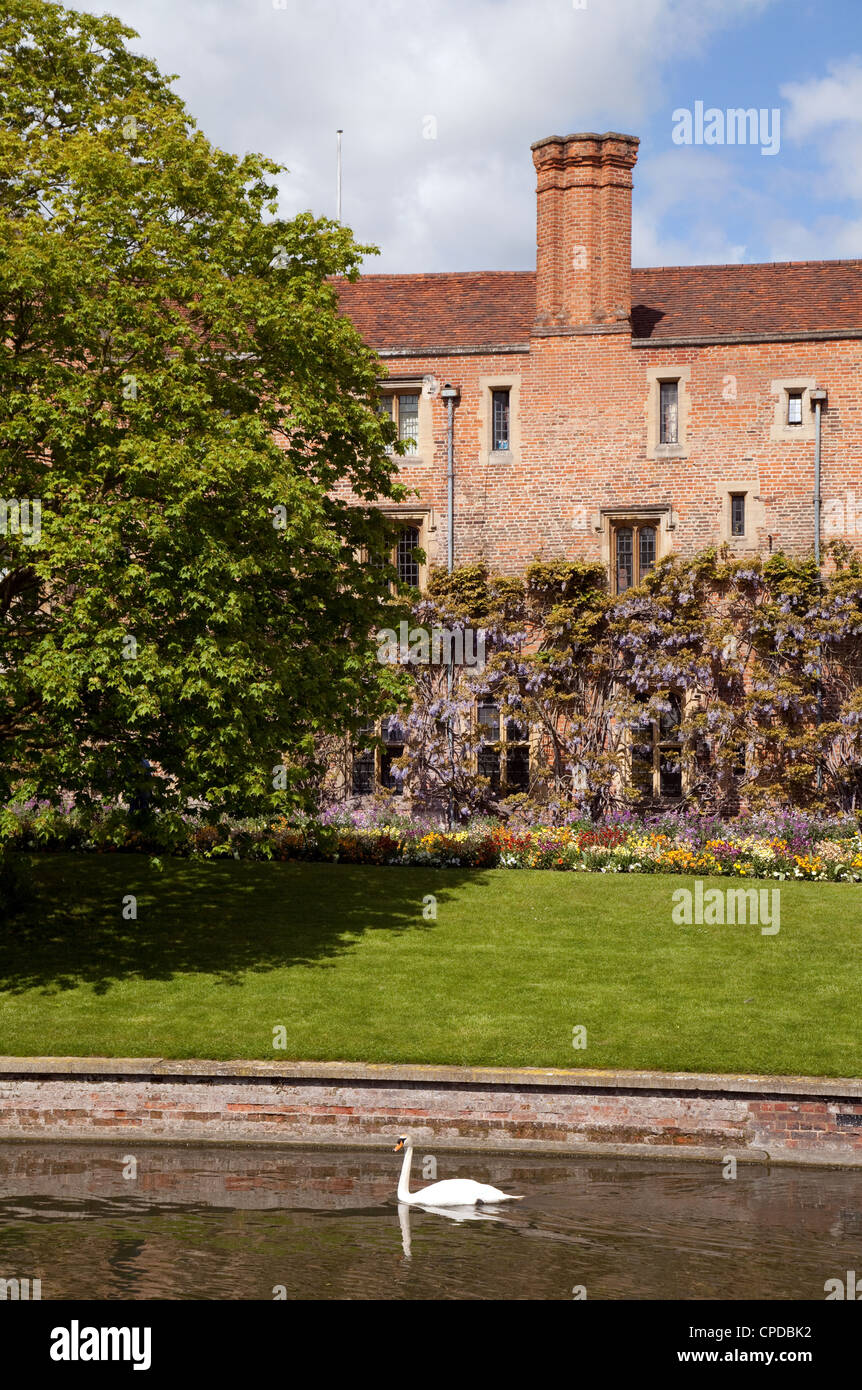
xmin=0 ymin=1143 xmax=859 ymax=1300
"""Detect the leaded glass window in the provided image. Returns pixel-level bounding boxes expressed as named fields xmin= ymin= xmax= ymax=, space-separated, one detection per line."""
xmin=659 ymin=381 xmax=679 ymax=445
xmin=396 ymin=526 xmax=420 ymax=587
xmin=731 ymin=494 xmax=745 ymax=537
xmin=614 ymin=523 xmax=657 ymax=595
xmin=640 ymin=525 xmax=656 ymax=576
xmin=476 ymin=704 xmax=529 ymax=793
xmin=616 ymin=527 xmax=634 ymax=593
xmin=380 ymin=716 xmax=406 ymax=795
xmin=630 ymin=696 xmax=683 ymax=800
xmin=380 ymin=393 xmax=419 ymax=453
xmin=492 ymin=390 xmax=510 ymax=451
xmin=505 ymin=717 xmax=530 ymax=791
xmin=477 ymin=702 xmax=501 ymax=790
xmin=351 ymin=724 xmax=376 ymax=795
xmin=398 ymin=394 xmax=419 ymax=449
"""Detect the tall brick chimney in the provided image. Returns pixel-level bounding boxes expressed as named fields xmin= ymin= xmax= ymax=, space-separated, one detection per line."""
xmin=531 ymin=131 xmax=639 ymax=334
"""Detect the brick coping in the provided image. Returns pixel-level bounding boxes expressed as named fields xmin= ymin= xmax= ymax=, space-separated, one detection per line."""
xmin=1 ymin=1057 xmax=860 ymax=1100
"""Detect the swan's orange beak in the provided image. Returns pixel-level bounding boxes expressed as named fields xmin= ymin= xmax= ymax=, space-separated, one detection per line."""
xmin=393 ymin=1138 xmax=405 ymax=1152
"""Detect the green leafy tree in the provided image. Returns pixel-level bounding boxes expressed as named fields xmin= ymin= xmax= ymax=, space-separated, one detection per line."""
xmin=0 ymin=0 xmax=405 ymax=813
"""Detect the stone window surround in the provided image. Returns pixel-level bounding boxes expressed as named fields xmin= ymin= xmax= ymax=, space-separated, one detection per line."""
xmin=379 ymin=377 xmax=435 ymax=459
xmin=593 ymin=504 xmax=675 ymax=589
xmin=714 ymin=479 xmax=764 ymax=546
xmin=645 ymin=365 xmax=691 ymax=460
xmin=351 ymin=718 xmax=406 ymax=799
xmin=354 ymin=694 xmax=533 ymax=800
xmin=625 ymin=691 xmax=689 ymax=800
xmin=477 ymin=373 xmax=522 ymax=467
xmin=769 ymin=377 xmax=818 ymax=442
xmin=376 ymin=505 xmax=437 ymax=589
xmin=474 ymin=699 xmax=534 ymax=790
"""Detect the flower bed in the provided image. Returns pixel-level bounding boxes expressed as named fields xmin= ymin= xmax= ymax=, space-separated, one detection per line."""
xmin=2 ymin=800 xmax=861 ymax=882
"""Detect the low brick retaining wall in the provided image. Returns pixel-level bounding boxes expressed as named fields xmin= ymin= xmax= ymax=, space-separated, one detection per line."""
xmin=0 ymin=1059 xmax=861 ymax=1166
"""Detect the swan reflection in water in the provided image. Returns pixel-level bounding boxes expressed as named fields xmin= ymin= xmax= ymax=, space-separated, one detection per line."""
xmin=397 ymin=1199 xmax=511 ymax=1258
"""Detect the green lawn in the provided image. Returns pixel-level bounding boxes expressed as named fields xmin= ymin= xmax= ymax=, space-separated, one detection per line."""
xmin=0 ymin=854 xmax=860 ymax=1075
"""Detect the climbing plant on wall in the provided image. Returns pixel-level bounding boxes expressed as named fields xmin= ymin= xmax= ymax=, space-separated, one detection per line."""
xmin=344 ymin=545 xmax=862 ymax=821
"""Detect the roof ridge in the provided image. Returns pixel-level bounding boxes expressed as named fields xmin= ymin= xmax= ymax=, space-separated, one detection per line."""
xmin=634 ymin=258 xmax=862 ymax=273
xmin=347 ymin=269 xmax=535 ymax=280
xmin=343 ymin=259 xmax=862 ymax=281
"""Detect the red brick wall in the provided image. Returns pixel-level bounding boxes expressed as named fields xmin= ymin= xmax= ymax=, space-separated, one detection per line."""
xmin=333 ymin=130 xmax=861 ymax=580
xmin=334 ymin=331 xmax=859 ymax=577
xmin=2 ymin=1064 xmax=861 ymax=1166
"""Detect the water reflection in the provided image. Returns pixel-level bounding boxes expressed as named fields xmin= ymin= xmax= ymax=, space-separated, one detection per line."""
xmin=397 ymin=1201 xmax=510 ymax=1258
xmin=0 ymin=1142 xmax=859 ymax=1300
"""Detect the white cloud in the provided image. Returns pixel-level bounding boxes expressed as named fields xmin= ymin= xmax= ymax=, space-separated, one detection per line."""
xmin=782 ymin=58 xmax=862 ymax=139
xmin=765 ymin=214 xmax=862 ymax=262
xmin=781 ymin=58 xmax=862 ymax=203
xmin=633 ymin=149 xmax=753 ymax=265
xmin=73 ymin=0 xmax=776 ymax=270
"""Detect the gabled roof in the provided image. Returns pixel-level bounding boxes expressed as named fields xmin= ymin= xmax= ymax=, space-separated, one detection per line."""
xmin=335 ymin=260 xmax=862 ymax=351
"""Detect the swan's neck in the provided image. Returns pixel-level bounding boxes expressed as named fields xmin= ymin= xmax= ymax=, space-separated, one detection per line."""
xmin=397 ymin=1143 xmax=414 ymax=1202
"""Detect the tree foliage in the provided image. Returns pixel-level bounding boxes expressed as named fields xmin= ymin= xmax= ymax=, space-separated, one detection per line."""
xmin=0 ymin=0 xmax=404 ymax=812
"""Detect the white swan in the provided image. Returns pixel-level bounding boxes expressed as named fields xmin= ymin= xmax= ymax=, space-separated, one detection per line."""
xmin=394 ymin=1135 xmax=524 ymax=1207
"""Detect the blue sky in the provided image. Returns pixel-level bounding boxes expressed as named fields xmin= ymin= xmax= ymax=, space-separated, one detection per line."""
xmin=644 ymin=0 xmax=862 ymax=264
xmin=76 ymin=0 xmax=862 ymax=271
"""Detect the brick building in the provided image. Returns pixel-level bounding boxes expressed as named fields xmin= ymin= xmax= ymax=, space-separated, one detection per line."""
xmin=333 ymin=131 xmax=862 ymax=807
xmin=336 ymin=131 xmax=862 ymax=595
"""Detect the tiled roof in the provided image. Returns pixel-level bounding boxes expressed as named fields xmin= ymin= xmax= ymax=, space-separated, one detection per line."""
xmin=631 ymin=262 xmax=862 ymax=341
xmin=335 ymin=261 xmax=862 ymax=349
xmin=335 ymin=272 xmax=535 ymax=350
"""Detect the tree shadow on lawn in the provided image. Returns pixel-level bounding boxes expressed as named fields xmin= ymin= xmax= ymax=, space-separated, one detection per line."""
xmin=0 ymin=855 xmax=491 ymax=997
